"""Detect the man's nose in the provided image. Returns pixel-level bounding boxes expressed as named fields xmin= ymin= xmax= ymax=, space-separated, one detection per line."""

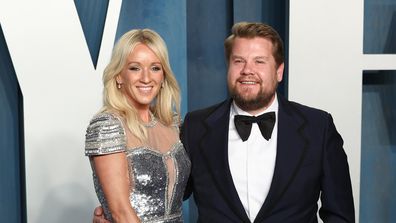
xmin=241 ymin=61 xmax=254 ymax=75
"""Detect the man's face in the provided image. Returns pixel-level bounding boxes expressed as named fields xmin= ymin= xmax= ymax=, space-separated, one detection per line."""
xmin=227 ymin=37 xmax=284 ymax=114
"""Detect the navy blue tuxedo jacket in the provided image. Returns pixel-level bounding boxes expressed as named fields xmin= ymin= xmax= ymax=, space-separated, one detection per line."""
xmin=181 ymin=95 xmax=354 ymax=223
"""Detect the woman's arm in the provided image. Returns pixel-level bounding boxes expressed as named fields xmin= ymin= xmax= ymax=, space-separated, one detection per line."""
xmin=92 ymin=153 xmax=140 ymax=223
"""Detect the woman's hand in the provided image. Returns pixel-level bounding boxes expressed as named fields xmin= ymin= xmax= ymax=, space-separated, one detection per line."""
xmin=92 ymin=206 xmax=110 ymax=223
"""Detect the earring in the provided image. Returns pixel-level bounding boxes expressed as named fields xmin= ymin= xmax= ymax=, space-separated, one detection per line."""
xmin=161 ymin=81 xmax=164 ymax=88
xmin=116 ymin=82 xmax=122 ymax=89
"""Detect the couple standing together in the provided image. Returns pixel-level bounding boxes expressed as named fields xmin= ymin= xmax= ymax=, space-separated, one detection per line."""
xmin=85 ymin=22 xmax=355 ymax=223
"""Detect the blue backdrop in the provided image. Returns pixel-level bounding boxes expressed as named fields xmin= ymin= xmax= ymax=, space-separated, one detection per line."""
xmin=361 ymin=70 xmax=396 ymax=222
xmin=0 ymin=24 xmax=26 ymax=223
xmin=3 ymin=0 xmax=396 ymax=222
xmin=361 ymin=0 xmax=396 ymax=222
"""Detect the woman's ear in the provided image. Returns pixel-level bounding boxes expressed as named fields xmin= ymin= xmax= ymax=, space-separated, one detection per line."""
xmin=116 ymin=75 xmax=122 ymax=84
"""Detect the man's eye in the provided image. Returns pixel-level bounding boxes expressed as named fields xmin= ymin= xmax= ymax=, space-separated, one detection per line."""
xmin=256 ymin=60 xmax=265 ymax=64
xmin=234 ymin=60 xmax=243 ymax=63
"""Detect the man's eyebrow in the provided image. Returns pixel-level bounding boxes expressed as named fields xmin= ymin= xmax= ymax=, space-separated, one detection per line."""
xmin=230 ymin=55 xmax=244 ymax=59
xmin=254 ymin=56 xmax=270 ymax=60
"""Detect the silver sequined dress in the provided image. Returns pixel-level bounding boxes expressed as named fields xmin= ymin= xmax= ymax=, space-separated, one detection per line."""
xmin=85 ymin=113 xmax=191 ymax=223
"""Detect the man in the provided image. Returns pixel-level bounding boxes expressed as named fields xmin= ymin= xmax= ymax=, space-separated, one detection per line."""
xmin=93 ymin=22 xmax=355 ymax=222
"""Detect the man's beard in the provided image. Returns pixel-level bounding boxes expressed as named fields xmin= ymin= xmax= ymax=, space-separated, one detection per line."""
xmin=229 ymin=84 xmax=277 ymax=111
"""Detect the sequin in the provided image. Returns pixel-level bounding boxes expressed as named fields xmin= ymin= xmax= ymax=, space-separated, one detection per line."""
xmin=85 ymin=113 xmax=191 ymax=223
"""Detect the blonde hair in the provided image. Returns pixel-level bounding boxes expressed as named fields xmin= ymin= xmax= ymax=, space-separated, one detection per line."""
xmin=101 ymin=29 xmax=180 ymax=142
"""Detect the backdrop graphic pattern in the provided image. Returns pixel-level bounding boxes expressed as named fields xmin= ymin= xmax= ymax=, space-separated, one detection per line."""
xmin=0 ymin=24 xmax=26 ymax=223
xmin=361 ymin=70 xmax=396 ymax=222
xmin=9 ymin=0 xmax=396 ymax=222
xmin=361 ymin=0 xmax=396 ymax=221
xmin=74 ymin=0 xmax=109 ymax=68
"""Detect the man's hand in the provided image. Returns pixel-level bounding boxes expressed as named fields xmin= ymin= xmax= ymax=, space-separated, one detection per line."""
xmin=92 ymin=206 xmax=110 ymax=223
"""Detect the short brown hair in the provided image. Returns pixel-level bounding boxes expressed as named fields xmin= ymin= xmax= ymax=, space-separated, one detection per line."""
xmin=224 ymin=22 xmax=284 ymax=67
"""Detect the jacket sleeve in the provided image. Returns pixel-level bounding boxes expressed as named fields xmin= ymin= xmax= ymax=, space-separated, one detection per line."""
xmin=319 ymin=114 xmax=355 ymax=222
xmin=181 ymin=112 xmax=193 ymax=200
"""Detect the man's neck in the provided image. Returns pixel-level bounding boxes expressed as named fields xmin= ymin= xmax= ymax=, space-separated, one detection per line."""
xmin=234 ymin=95 xmax=277 ymax=116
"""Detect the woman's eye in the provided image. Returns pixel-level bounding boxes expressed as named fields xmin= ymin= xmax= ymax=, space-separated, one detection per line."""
xmin=129 ymin=66 xmax=140 ymax=71
xmin=152 ymin=66 xmax=162 ymax=71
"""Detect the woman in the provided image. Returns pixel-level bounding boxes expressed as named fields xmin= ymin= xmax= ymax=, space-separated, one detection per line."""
xmin=85 ymin=29 xmax=191 ymax=223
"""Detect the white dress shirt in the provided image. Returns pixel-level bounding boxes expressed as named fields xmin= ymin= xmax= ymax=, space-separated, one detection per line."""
xmin=228 ymin=95 xmax=279 ymax=222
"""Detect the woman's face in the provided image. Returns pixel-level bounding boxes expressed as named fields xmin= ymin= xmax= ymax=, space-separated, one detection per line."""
xmin=117 ymin=43 xmax=164 ymax=111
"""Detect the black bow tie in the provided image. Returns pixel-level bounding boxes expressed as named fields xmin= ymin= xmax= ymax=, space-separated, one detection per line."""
xmin=234 ymin=112 xmax=276 ymax=141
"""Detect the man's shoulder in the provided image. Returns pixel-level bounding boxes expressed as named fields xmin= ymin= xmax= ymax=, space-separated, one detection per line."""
xmin=280 ymin=96 xmax=330 ymax=120
xmin=289 ymin=100 xmax=328 ymax=115
xmin=280 ymin=98 xmax=336 ymax=135
xmin=186 ymin=99 xmax=230 ymax=120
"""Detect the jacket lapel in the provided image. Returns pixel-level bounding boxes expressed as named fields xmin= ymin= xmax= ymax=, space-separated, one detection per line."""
xmin=199 ymin=99 xmax=250 ymax=222
xmin=254 ymin=95 xmax=309 ymax=223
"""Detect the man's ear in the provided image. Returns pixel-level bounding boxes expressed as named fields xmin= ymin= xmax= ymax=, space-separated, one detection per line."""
xmin=276 ymin=63 xmax=284 ymax=82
